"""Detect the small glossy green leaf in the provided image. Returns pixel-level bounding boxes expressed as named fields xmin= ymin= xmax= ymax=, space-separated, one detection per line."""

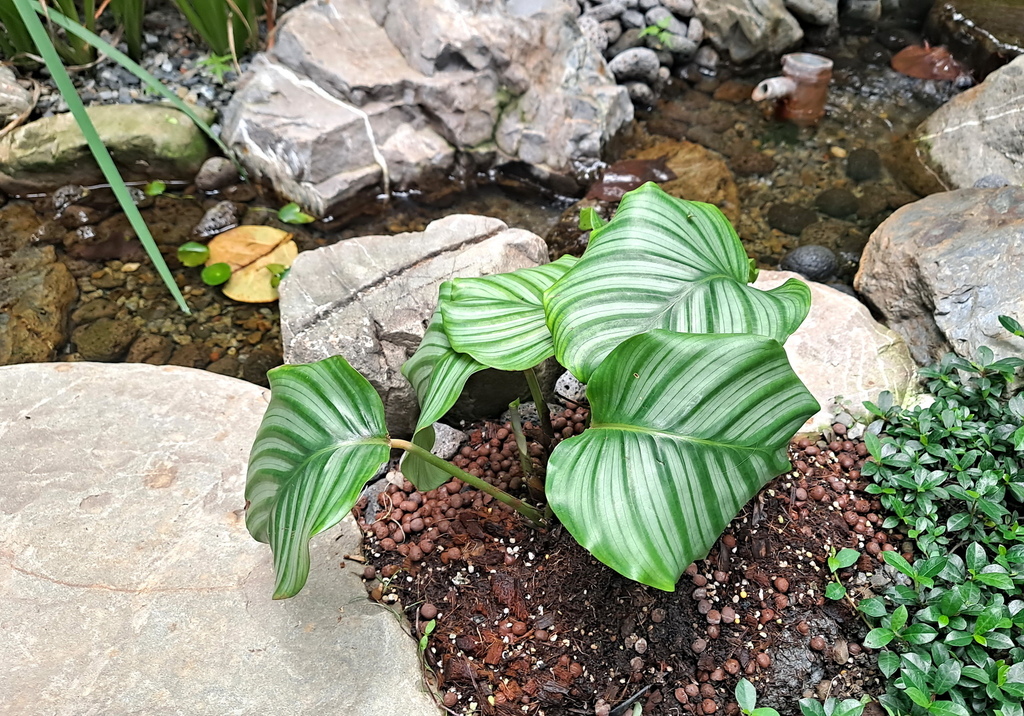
xmin=144 ymin=180 xmax=166 ymax=196
xmin=544 ymin=183 xmax=811 ymax=382
xmin=751 ymin=709 xmax=781 ymax=716
xmin=865 ymin=628 xmax=896 ymax=648
xmin=399 ymin=424 xmax=450 ymax=492
xmin=928 ymin=702 xmax=970 ymax=716
xmin=878 ymin=651 xmax=901 ymax=678
xmin=736 ymin=678 xmax=757 ymax=712
xmin=859 ymin=596 xmax=889 ymax=618
xmin=904 ymin=687 xmax=931 ymax=708
xmin=826 ymin=581 xmax=847 ymax=600
xmin=883 ymin=550 xmax=916 ymax=579
xmin=201 ymin=262 xmax=232 ymax=286
xmin=831 ymin=548 xmax=861 ymax=571
xmin=441 ymin=256 xmax=577 ymax=371
xmin=798 ymin=699 xmax=827 ymax=716
xmin=547 ymin=331 xmax=818 ymax=590
xmin=245 ymin=357 xmax=391 ymax=599
xmin=891 ymin=605 xmax=909 ymax=633
xmin=402 ymin=283 xmax=488 ymax=435
xmin=278 ymin=201 xmax=316 ymax=224
xmin=902 ymin=623 xmax=938 ymax=644
xmin=999 ymin=314 xmax=1024 ymax=337
xmin=178 ymin=241 xmax=210 ymax=267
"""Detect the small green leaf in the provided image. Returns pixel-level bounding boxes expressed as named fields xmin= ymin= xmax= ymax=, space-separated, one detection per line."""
xmin=883 ymin=550 xmax=916 ymax=579
xmin=798 ymin=699 xmax=827 ymax=716
xmin=826 ymin=581 xmax=847 ymax=600
xmin=201 ymin=262 xmax=232 ymax=286
xmin=902 ymin=623 xmax=938 ymax=645
xmin=736 ymin=678 xmax=757 ymax=712
xmin=928 ymin=702 xmax=970 ymax=716
xmin=278 ymin=201 xmax=316 ymax=224
xmin=144 ymin=180 xmax=166 ymax=196
xmin=877 ymin=651 xmax=901 ymax=678
xmin=864 ymin=628 xmax=895 ymax=648
xmin=177 ymin=241 xmax=210 ymax=267
xmin=859 ymin=597 xmax=889 ymax=618
xmin=904 ymin=686 xmax=931 ymax=708
xmin=946 ymin=512 xmax=972 ymax=532
xmin=751 ymin=709 xmax=781 ymax=716
xmin=999 ymin=314 xmax=1024 ymax=337
xmin=831 ymin=548 xmax=861 ymax=571
xmin=864 ymin=430 xmax=883 ymax=460
xmin=891 ymin=605 xmax=909 ymax=633
xmin=579 ymin=206 xmax=607 ymax=231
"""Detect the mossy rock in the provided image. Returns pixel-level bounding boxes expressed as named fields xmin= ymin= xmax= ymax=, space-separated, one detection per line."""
xmin=0 ymin=104 xmax=213 ymax=194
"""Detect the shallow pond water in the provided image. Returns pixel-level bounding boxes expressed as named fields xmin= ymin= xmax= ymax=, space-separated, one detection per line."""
xmin=2 ymin=33 xmax=961 ymax=386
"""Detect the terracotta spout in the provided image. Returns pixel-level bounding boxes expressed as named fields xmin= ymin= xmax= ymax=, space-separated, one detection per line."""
xmin=752 ymin=53 xmax=834 ymax=128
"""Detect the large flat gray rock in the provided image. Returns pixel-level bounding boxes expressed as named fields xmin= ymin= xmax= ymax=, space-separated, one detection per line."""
xmin=280 ymin=214 xmax=549 ymax=437
xmin=0 ymin=362 xmax=438 ymax=716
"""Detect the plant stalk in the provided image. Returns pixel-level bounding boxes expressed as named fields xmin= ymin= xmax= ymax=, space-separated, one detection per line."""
xmin=507 ymin=399 xmax=533 ymax=477
xmin=524 ymin=366 xmax=555 ymax=444
xmin=390 ymin=439 xmax=545 ymax=527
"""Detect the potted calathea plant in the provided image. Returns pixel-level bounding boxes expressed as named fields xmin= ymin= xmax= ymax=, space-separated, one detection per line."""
xmin=243 ymin=182 xmax=819 ymax=599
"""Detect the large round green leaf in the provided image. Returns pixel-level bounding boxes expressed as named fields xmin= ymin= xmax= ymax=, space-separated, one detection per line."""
xmin=440 ymin=256 xmax=577 ymax=371
xmin=547 ymin=330 xmax=819 ymax=591
xmin=544 ymin=182 xmax=811 ymax=382
xmin=245 ymin=356 xmax=391 ymax=599
xmin=400 ymin=282 xmax=488 ymax=490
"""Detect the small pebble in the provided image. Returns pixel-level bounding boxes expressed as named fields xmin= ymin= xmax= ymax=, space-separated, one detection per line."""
xmin=420 ymin=603 xmax=438 ymax=620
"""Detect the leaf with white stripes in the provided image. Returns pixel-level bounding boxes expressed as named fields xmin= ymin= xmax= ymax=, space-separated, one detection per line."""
xmin=440 ymin=255 xmax=578 ymax=371
xmin=544 ymin=182 xmax=811 ymax=382
xmin=546 ymin=330 xmax=819 ymax=591
xmin=401 ymin=282 xmax=488 ymax=489
xmin=245 ymin=356 xmax=391 ymax=599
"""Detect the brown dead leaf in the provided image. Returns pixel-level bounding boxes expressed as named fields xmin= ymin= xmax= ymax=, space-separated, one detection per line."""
xmin=206 ymin=226 xmax=293 ymax=271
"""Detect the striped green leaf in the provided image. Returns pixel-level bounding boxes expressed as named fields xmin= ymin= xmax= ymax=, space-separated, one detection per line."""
xmin=245 ymin=357 xmax=391 ymax=599
xmin=440 ymin=256 xmax=577 ymax=371
xmin=400 ymin=282 xmax=487 ymax=489
xmin=544 ymin=182 xmax=811 ymax=382
xmin=547 ymin=330 xmax=819 ymax=591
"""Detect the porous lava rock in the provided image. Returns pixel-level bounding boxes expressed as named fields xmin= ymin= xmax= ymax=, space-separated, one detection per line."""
xmin=855 ymin=186 xmax=1024 ymax=365
xmin=279 ymin=214 xmax=549 ymax=436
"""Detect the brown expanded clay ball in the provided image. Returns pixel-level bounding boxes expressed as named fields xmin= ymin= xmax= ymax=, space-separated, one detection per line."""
xmin=756 ymin=653 xmax=771 ymax=668
xmin=443 ymin=692 xmax=458 ymax=708
xmin=703 ymin=698 xmax=718 ymax=713
xmin=774 ymin=576 xmax=789 ymax=593
xmin=420 ymin=603 xmax=438 ymax=620
xmin=362 ymin=565 xmax=376 ymax=580
xmin=810 ymin=636 xmax=827 ymax=651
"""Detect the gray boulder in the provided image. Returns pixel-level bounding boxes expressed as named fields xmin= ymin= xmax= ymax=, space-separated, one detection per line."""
xmin=608 ymin=47 xmax=662 ymax=83
xmin=693 ymin=0 xmax=803 ymax=63
xmin=0 ymin=104 xmax=212 ymax=194
xmin=279 ymin=214 xmax=549 ymax=436
xmin=916 ymin=55 xmax=1024 ymax=190
xmin=223 ymin=0 xmax=631 ymax=216
xmin=755 ymin=271 xmax=919 ymax=431
xmin=854 ymin=187 xmax=1024 ymax=366
xmin=0 ymin=362 xmax=438 ymax=716
xmin=785 ymin=0 xmax=838 ymax=25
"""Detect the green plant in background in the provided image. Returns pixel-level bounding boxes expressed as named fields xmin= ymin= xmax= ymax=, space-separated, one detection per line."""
xmin=196 ymin=52 xmax=233 ymax=83
xmin=0 ymin=0 xmax=95 ymax=65
xmin=244 ymin=183 xmax=818 ymax=599
xmin=277 ymin=201 xmax=315 ymax=224
xmin=852 ymin=336 xmax=1024 ymax=716
xmin=109 ymin=0 xmax=144 ymax=59
xmin=171 ymin=0 xmax=258 ymax=57
xmin=638 ymin=16 xmax=673 ymax=48
xmin=799 ymin=696 xmax=870 ymax=716
xmin=736 ymin=678 xmax=781 ymax=716
xmin=11 ymin=0 xmax=192 ymax=313
xmin=1001 ymin=315 xmax=1024 ymax=339
xmin=825 ymin=547 xmax=860 ymax=601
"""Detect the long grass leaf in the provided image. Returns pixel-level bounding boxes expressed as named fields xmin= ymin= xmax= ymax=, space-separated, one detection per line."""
xmin=14 ymin=0 xmax=191 ymax=314
xmin=33 ymin=2 xmax=243 ymax=175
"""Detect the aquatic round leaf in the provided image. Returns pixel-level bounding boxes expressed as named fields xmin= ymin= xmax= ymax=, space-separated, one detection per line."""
xmin=144 ymin=180 xmax=167 ymax=196
xmin=544 ymin=182 xmax=811 ymax=382
xmin=177 ymin=240 xmax=210 ymax=267
xmin=278 ymin=201 xmax=316 ymax=224
xmin=201 ymin=262 xmax=231 ymax=286
xmin=547 ymin=330 xmax=819 ymax=590
xmin=245 ymin=356 xmax=391 ymax=599
xmin=440 ymin=256 xmax=577 ymax=371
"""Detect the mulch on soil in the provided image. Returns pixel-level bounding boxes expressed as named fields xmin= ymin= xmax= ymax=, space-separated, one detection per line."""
xmin=354 ymin=409 xmax=897 ymax=716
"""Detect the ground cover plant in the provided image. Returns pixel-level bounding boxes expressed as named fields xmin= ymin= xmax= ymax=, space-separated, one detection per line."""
xmin=853 ymin=340 xmax=1024 ymax=716
xmin=243 ymin=182 xmax=819 ymax=599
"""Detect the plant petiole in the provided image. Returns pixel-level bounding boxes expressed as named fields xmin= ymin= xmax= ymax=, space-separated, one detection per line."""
xmin=524 ymin=366 xmax=554 ymax=444
xmin=390 ymin=438 xmax=546 ymax=527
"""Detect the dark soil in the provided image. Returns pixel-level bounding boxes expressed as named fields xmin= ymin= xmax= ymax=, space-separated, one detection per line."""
xmin=356 ymin=411 xmax=898 ymax=716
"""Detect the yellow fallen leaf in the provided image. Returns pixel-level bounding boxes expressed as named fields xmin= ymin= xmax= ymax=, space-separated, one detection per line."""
xmin=206 ymin=226 xmax=293 ymax=271
xmin=221 ymin=240 xmax=298 ymax=303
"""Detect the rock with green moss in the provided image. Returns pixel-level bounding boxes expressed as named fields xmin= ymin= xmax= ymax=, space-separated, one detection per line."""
xmin=0 ymin=104 xmax=213 ymax=194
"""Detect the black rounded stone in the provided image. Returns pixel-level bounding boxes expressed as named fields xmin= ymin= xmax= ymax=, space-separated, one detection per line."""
xmin=814 ymin=188 xmax=860 ymax=218
xmin=846 ymin=148 xmax=882 ymax=182
xmin=766 ymin=203 xmax=819 ymax=235
xmin=780 ymin=245 xmax=839 ymax=281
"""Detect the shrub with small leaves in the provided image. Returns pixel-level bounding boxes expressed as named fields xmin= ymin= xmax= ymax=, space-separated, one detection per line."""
xmin=856 ymin=333 xmax=1024 ymax=716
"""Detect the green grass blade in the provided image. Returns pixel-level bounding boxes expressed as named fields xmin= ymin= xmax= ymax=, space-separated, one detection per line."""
xmin=34 ymin=1 xmax=243 ymax=173
xmin=110 ymin=0 xmax=144 ymax=59
xmin=15 ymin=0 xmax=191 ymax=314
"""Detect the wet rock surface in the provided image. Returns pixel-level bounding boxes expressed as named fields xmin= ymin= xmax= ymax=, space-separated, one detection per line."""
xmin=0 ymin=362 xmax=438 ymax=716
xmin=926 ymin=0 xmax=1024 ymax=79
xmin=855 ymin=185 xmax=1024 ymax=366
